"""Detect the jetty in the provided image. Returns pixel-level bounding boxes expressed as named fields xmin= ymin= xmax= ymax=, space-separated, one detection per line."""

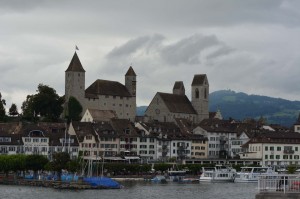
xmin=256 ymin=174 xmax=300 ymax=199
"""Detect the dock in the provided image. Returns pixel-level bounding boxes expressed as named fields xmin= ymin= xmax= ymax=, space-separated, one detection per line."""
xmin=256 ymin=174 xmax=300 ymax=199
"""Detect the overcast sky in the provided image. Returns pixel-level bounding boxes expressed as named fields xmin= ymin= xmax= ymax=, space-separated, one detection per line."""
xmin=1 ymin=0 xmax=300 ymax=112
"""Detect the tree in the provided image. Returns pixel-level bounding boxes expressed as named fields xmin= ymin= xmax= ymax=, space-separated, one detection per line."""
xmin=21 ymin=84 xmax=64 ymax=122
xmin=21 ymin=95 xmax=35 ymax=121
xmin=66 ymin=96 xmax=83 ymax=122
xmin=0 ymin=92 xmax=6 ymax=121
xmin=25 ymin=155 xmax=49 ymax=178
xmin=9 ymin=103 xmax=19 ymax=116
xmin=51 ymin=152 xmax=70 ymax=180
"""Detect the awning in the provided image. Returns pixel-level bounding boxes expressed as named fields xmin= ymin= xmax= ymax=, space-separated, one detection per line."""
xmin=124 ymin=156 xmax=140 ymax=160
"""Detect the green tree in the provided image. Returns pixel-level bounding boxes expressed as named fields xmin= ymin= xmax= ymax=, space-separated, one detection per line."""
xmin=0 ymin=92 xmax=6 ymax=121
xmin=25 ymin=155 xmax=49 ymax=178
xmin=52 ymin=152 xmax=70 ymax=179
xmin=66 ymin=96 xmax=83 ymax=121
xmin=9 ymin=103 xmax=19 ymax=116
xmin=21 ymin=94 xmax=35 ymax=121
xmin=21 ymin=84 xmax=64 ymax=122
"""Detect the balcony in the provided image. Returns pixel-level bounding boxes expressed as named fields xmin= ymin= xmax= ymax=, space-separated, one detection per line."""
xmin=283 ymin=150 xmax=294 ymax=154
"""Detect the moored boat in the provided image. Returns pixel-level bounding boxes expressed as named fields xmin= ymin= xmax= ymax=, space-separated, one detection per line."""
xmin=235 ymin=166 xmax=277 ymax=183
xmin=199 ymin=165 xmax=236 ymax=183
xmin=168 ymin=170 xmax=186 ymax=182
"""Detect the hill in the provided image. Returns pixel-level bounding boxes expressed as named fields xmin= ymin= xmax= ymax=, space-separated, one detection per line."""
xmin=209 ymin=90 xmax=300 ymax=127
xmin=137 ymin=90 xmax=300 ymax=127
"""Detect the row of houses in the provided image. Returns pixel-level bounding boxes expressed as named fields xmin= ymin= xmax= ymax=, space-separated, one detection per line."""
xmin=1 ymin=113 xmax=300 ymax=166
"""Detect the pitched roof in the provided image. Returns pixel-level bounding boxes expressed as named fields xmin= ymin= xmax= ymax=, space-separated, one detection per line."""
xmin=87 ymin=109 xmax=117 ymax=122
xmin=85 ymin=79 xmax=131 ymax=97
xmin=65 ymin=52 xmax=85 ymax=72
xmin=191 ymin=74 xmax=207 ymax=86
xmin=249 ymin=131 xmax=300 ymax=144
xmin=71 ymin=122 xmax=97 ymax=142
xmin=125 ymin=66 xmax=136 ymax=76
xmin=158 ymin=92 xmax=197 ymax=114
xmin=110 ymin=119 xmax=138 ymax=136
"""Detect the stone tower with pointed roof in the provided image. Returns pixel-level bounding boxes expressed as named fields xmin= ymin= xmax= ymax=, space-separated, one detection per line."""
xmin=65 ymin=52 xmax=137 ymax=121
xmin=173 ymin=81 xmax=185 ymax=95
xmin=191 ymin=74 xmax=209 ymax=123
xmin=65 ymin=52 xmax=86 ymax=106
xmin=125 ymin=66 xmax=137 ymax=97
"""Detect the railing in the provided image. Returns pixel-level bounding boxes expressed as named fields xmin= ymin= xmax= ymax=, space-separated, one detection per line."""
xmin=258 ymin=174 xmax=300 ymax=194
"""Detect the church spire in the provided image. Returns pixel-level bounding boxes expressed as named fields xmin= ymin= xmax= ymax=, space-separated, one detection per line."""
xmin=65 ymin=52 xmax=85 ymax=72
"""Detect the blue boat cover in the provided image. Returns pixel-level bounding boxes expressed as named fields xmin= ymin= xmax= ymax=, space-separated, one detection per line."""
xmin=83 ymin=177 xmax=121 ymax=189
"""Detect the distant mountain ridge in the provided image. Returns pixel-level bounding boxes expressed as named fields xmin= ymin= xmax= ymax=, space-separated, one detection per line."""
xmin=136 ymin=90 xmax=300 ymax=127
xmin=209 ymin=90 xmax=300 ymax=127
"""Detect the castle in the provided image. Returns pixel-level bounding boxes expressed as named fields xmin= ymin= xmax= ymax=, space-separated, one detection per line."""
xmin=65 ymin=52 xmax=209 ymax=123
xmin=65 ymin=52 xmax=136 ymax=121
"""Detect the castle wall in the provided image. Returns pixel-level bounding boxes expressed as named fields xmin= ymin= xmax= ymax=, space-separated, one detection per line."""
xmin=83 ymin=95 xmax=136 ymax=121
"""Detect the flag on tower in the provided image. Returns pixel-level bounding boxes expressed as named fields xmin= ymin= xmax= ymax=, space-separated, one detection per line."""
xmin=75 ymin=45 xmax=79 ymax=50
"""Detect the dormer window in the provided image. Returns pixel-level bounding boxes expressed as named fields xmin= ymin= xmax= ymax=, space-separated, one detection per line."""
xmin=124 ymin=128 xmax=130 ymax=134
xmin=86 ymin=135 xmax=93 ymax=140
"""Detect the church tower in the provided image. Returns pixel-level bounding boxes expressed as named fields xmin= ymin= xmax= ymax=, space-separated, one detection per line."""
xmin=173 ymin=81 xmax=185 ymax=95
xmin=65 ymin=52 xmax=86 ymax=111
xmin=191 ymin=74 xmax=209 ymax=123
xmin=125 ymin=66 xmax=137 ymax=97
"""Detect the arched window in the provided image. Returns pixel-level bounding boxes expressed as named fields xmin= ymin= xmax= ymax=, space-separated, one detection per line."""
xmin=195 ymin=88 xmax=199 ymax=99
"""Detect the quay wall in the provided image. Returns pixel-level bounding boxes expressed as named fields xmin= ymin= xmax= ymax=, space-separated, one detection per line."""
xmin=256 ymin=193 xmax=300 ymax=199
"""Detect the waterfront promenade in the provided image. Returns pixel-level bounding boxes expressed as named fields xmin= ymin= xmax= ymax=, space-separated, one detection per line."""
xmin=256 ymin=174 xmax=300 ymax=199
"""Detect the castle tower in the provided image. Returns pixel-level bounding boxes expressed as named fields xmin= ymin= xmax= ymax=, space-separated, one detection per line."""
xmin=173 ymin=81 xmax=185 ymax=95
xmin=191 ymin=74 xmax=209 ymax=123
xmin=65 ymin=52 xmax=86 ymax=110
xmin=125 ymin=66 xmax=137 ymax=97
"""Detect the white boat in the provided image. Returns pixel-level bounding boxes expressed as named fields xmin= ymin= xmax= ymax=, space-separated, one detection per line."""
xmin=235 ymin=166 xmax=277 ymax=183
xmin=168 ymin=170 xmax=186 ymax=182
xmin=199 ymin=165 xmax=236 ymax=182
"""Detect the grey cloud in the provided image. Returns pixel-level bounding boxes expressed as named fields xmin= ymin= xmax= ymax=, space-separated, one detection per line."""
xmin=206 ymin=46 xmax=235 ymax=60
xmin=107 ymin=34 xmax=164 ymax=58
xmin=161 ymin=34 xmax=221 ymax=65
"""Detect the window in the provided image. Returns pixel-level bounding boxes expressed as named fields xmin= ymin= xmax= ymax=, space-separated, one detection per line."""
xmin=295 ymin=147 xmax=298 ymax=152
xmin=265 ymin=155 xmax=268 ymax=159
xmin=195 ymin=88 xmax=199 ymax=99
xmin=270 ymin=146 xmax=274 ymax=151
xmin=86 ymin=135 xmax=93 ymax=140
xmin=204 ymin=88 xmax=207 ymax=99
xmin=277 ymin=147 xmax=281 ymax=151
xmin=270 ymin=155 xmax=274 ymax=159
xmin=276 ymin=155 xmax=280 ymax=159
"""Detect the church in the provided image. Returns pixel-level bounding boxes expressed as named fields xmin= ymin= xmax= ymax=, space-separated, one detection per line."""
xmin=64 ymin=52 xmax=137 ymax=121
xmin=144 ymin=74 xmax=209 ymax=123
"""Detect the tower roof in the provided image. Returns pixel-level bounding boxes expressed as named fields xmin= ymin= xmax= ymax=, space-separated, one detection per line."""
xmin=125 ymin=66 xmax=136 ymax=76
xmin=173 ymin=81 xmax=185 ymax=90
xmin=191 ymin=74 xmax=207 ymax=86
xmin=65 ymin=52 xmax=85 ymax=72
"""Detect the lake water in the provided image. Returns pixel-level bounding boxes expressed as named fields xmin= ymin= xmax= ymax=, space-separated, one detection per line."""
xmin=0 ymin=181 xmax=258 ymax=199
